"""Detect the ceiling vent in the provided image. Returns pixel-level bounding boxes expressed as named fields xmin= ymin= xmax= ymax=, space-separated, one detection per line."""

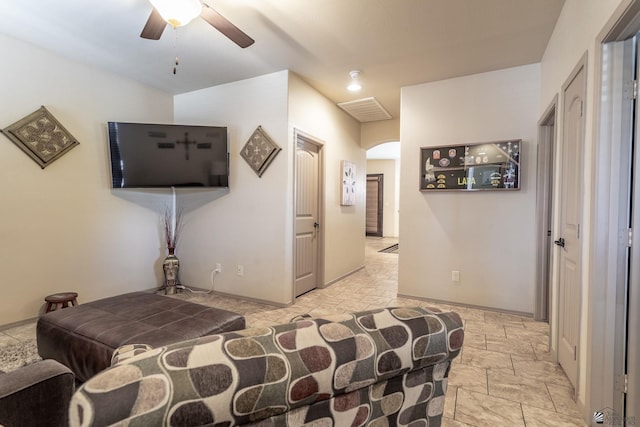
xmin=337 ymin=97 xmax=392 ymax=122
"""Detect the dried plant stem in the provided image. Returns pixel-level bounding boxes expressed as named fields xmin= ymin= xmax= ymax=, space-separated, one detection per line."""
xmin=164 ymin=206 xmax=183 ymax=250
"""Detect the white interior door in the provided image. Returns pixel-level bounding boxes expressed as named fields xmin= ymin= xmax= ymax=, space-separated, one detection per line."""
xmin=295 ymin=135 xmax=321 ymax=297
xmin=556 ymin=60 xmax=586 ymax=390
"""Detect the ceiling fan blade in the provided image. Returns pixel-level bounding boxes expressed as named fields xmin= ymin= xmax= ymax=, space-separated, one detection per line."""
xmin=140 ymin=8 xmax=166 ymax=40
xmin=201 ymin=4 xmax=254 ymax=48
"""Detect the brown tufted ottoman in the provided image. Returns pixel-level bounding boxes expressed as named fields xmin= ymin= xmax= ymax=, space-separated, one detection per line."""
xmin=36 ymin=292 xmax=245 ymax=382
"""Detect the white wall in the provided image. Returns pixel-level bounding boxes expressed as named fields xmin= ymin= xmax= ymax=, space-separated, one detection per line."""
xmin=173 ymin=71 xmax=292 ymax=305
xmin=366 ymin=159 xmax=399 ymax=237
xmin=173 ymin=71 xmax=365 ymax=304
xmin=288 ymin=73 xmax=365 ymax=285
xmin=0 ymin=34 xmax=174 ymax=325
xmin=398 ymin=64 xmax=540 ymax=314
xmin=362 ymin=119 xmax=400 ymax=150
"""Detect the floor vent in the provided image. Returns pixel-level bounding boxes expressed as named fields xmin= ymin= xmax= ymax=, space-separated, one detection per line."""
xmin=379 ymin=243 xmax=398 ymax=254
xmin=337 ymin=97 xmax=392 ymax=122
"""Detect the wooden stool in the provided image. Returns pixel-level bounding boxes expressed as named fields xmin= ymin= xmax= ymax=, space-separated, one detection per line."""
xmin=44 ymin=292 xmax=78 ymax=313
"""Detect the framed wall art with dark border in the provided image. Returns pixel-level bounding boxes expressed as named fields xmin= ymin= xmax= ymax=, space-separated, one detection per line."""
xmin=1 ymin=106 xmax=80 ymax=169
xmin=240 ymin=126 xmax=281 ymax=177
xmin=420 ymin=139 xmax=521 ymax=191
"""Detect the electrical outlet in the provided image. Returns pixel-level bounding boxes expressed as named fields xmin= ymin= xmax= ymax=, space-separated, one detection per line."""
xmin=215 ymin=263 xmax=222 ymax=273
xmin=451 ymin=270 xmax=460 ymax=282
xmin=237 ymin=265 xmax=244 ymax=276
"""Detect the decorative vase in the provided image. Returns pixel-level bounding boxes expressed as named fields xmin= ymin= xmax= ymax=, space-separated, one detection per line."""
xmin=162 ymin=248 xmax=180 ymax=295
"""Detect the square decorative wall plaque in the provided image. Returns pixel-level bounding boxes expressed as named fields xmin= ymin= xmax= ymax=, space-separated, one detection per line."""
xmin=240 ymin=126 xmax=281 ymax=177
xmin=1 ymin=106 xmax=80 ymax=169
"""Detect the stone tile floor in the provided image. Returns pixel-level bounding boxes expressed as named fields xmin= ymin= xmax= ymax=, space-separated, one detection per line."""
xmin=0 ymin=237 xmax=587 ymax=426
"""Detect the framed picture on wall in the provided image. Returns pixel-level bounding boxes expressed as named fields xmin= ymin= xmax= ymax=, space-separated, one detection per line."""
xmin=1 ymin=106 xmax=80 ymax=169
xmin=341 ymin=160 xmax=356 ymax=205
xmin=420 ymin=140 xmax=521 ymax=191
xmin=240 ymin=126 xmax=281 ymax=177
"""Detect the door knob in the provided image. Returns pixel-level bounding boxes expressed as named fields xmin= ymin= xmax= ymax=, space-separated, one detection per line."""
xmin=554 ymin=237 xmax=565 ymax=247
xmin=313 ymin=222 xmax=319 ymax=228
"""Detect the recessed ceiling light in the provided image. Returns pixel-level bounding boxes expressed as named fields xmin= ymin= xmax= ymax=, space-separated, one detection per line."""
xmin=347 ymin=70 xmax=362 ymax=92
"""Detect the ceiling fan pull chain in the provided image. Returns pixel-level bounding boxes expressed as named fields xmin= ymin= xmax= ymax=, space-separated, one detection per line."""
xmin=173 ymin=29 xmax=179 ymax=75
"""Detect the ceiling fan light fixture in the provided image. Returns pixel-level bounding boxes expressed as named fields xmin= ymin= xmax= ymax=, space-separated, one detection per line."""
xmin=149 ymin=0 xmax=202 ymax=28
xmin=347 ymin=70 xmax=362 ymax=92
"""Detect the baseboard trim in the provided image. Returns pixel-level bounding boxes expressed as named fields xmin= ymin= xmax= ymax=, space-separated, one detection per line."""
xmin=322 ymin=265 xmax=365 ymax=288
xmin=396 ymin=294 xmax=534 ymax=318
xmin=197 ymin=288 xmax=289 ymax=309
xmin=0 ymin=316 xmax=38 ymax=332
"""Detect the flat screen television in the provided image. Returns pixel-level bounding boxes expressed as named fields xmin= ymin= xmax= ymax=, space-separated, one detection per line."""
xmin=107 ymin=122 xmax=229 ymax=188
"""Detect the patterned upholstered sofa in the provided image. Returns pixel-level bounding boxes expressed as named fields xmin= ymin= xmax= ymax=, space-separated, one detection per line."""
xmin=69 ymin=306 xmax=464 ymax=426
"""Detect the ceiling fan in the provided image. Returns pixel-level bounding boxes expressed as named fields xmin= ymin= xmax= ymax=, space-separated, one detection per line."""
xmin=140 ymin=0 xmax=254 ymax=48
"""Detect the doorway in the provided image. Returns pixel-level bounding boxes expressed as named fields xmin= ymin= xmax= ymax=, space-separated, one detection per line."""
xmin=591 ymin=16 xmax=640 ymax=419
xmin=366 ymin=141 xmax=400 ymax=238
xmin=366 ymin=174 xmax=384 ymax=237
xmin=535 ymin=98 xmax=557 ymax=322
xmin=607 ymin=32 xmax=640 ymax=423
xmin=294 ymin=130 xmax=324 ymax=298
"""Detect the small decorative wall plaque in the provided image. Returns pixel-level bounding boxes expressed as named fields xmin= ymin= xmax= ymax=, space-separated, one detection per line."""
xmin=1 ymin=106 xmax=80 ymax=169
xmin=341 ymin=160 xmax=357 ymax=206
xmin=240 ymin=126 xmax=281 ymax=177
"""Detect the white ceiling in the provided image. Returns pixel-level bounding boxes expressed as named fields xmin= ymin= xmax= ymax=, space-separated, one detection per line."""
xmin=1 ymin=0 xmax=565 ymax=120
